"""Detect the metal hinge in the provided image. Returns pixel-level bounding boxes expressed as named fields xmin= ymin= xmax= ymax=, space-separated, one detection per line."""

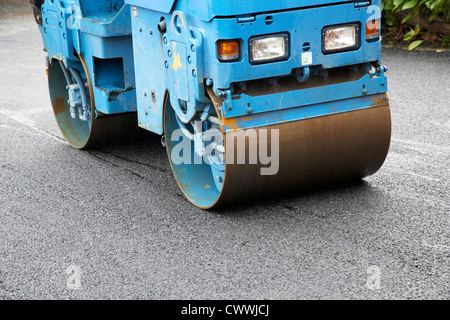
xmin=237 ymin=15 xmax=255 ymax=23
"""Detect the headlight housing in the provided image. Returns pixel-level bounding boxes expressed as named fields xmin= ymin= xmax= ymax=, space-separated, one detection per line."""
xmin=249 ymin=33 xmax=290 ymax=64
xmin=322 ymin=23 xmax=360 ymax=54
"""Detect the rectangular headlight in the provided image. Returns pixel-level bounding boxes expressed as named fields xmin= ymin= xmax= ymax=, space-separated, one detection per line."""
xmin=322 ymin=24 xmax=360 ymax=53
xmin=249 ymin=34 xmax=289 ymax=64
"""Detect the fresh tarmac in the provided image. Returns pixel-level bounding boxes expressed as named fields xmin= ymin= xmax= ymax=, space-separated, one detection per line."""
xmin=0 ymin=5 xmax=448 ymax=299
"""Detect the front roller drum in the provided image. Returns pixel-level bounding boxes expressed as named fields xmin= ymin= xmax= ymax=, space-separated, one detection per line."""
xmin=165 ymin=97 xmax=391 ymax=209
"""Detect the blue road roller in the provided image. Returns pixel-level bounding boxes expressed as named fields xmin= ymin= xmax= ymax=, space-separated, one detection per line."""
xmin=30 ymin=0 xmax=391 ymax=209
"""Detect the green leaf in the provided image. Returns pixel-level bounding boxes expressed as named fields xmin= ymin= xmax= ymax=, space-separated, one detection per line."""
xmin=403 ymin=26 xmax=421 ymax=40
xmin=403 ymin=29 xmax=415 ymax=40
xmin=402 ymin=0 xmax=419 ymax=10
xmin=408 ymin=40 xmax=424 ymax=50
xmin=429 ymin=12 xmax=439 ymax=21
xmin=384 ymin=2 xmax=395 ymax=10
xmin=430 ymin=0 xmax=443 ymax=11
xmin=393 ymin=0 xmax=406 ymax=11
xmin=385 ymin=14 xmax=397 ymax=26
xmin=402 ymin=11 xmax=414 ymax=23
xmin=442 ymin=35 xmax=450 ymax=48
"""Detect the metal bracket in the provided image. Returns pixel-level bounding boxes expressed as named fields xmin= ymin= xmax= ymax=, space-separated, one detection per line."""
xmin=217 ymin=90 xmax=233 ymax=111
xmin=163 ymin=11 xmax=205 ymax=124
xmin=295 ymin=67 xmax=310 ymax=83
xmin=376 ymin=65 xmax=388 ymax=76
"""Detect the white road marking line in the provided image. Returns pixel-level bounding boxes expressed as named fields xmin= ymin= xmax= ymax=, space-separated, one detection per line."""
xmin=0 ymin=110 xmax=66 ymax=144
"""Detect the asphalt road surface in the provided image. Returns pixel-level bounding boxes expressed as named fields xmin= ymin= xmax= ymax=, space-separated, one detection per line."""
xmin=0 ymin=5 xmax=449 ymax=300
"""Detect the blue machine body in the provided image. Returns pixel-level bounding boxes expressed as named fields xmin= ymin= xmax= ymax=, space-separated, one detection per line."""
xmin=39 ymin=0 xmax=136 ymax=116
xmin=38 ymin=0 xmax=387 ymax=134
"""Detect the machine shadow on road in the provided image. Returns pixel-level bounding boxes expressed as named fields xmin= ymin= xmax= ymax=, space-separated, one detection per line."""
xmin=73 ymin=126 xmax=382 ymax=217
xmin=210 ymin=179 xmax=378 ymax=216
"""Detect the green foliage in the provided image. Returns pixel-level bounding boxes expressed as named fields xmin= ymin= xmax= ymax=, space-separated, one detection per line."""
xmin=382 ymin=0 xmax=450 ymax=49
xmin=382 ymin=0 xmax=450 ymax=21
xmin=408 ymin=39 xmax=425 ymax=49
xmin=443 ymin=34 xmax=450 ymax=46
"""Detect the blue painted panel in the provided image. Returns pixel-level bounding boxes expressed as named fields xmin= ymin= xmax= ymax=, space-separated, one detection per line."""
xmin=196 ymin=2 xmax=382 ymax=91
xmin=40 ymin=0 xmax=137 ymax=115
xmin=171 ymin=42 xmax=190 ymax=101
xmin=221 ymin=93 xmax=389 ymax=132
xmin=80 ymin=5 xmax=132 ymax=37
xmin=129 ymin=0 xmax=386 ymax=133
xmin=222 ymin=73 xmax=387 ymax=118
xmin=162 ymin=11 xmax=207 ymax=123
xmin=129 ymin=7 xmax=170 ymax=134
xmin=81 ymin=33 xmax=136 ymax=114
xmin=125 ymin=0 xmax=176 ymax=13
xmin=39 ymin=0 xmax=387 ymax=135
xmin=42 ymin=9 xmax=62 ymax=60
xmin=187 ymin=0 xmax=352 ymax=21
xmin=79 ymin=0 xmax=125 ymax=16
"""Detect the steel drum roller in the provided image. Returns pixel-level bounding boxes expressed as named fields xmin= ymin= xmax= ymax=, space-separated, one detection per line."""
xmin=47 ymin=56 xmax=140 ymax=150
xmin=164 ymin=92 xmax=391 ymax=209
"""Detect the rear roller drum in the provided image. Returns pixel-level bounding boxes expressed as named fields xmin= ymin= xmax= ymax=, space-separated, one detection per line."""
xmin=47 ymin=56 xmax=138 ymax=150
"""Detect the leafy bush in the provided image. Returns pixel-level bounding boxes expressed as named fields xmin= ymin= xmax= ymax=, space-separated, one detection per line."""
xmin=382 ymin=0 xmax=450 ymax=49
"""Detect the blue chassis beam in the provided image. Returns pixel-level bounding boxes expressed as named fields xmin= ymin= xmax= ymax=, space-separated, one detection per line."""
xmin=219 ymin=93 xmax=389 ymax=132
